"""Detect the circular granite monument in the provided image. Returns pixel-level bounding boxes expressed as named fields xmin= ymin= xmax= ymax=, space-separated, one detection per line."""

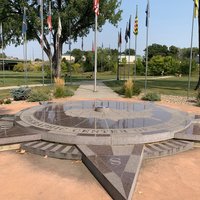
xmin=15 ymin=100 xmax=194 ymax=145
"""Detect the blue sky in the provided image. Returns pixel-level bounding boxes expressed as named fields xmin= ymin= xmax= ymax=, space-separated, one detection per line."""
xmin=4 ymin=0 xmax=198 ymax=60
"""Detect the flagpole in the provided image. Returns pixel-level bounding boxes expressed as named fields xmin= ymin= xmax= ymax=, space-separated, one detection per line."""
xmin=144 ymin=23 xmax=149 ymax=95
xmin=117 ymin=33 xmax=120 ymax=80
xmin=25 ymin=30 xmax=28 ymax=85
xmin=50 ymin=32 xmax=53 ymax=85
xmin=94 ymin=11 xmax=98 ymax=92
xmin=41 ymin=0 xmax=44 ymax=86
xmin=124 ymin=42 xmax=127 ymax=80
xmin=187 ymin=5 xmax=195 ymax=99
xmin=134 ymin=5 xmax=138 ymax=81
xmin=134 ymin=35 xmax=137 ymax=80
xmin=128 ymin=15 xmax=131 ymax=79
xmin=144 ymin=0 xmax=149 ymax=95
xmin=23 ymin=7 xmax=28 ymax=86
xmin=120 ymin=28 xmax=122 ymax=81
xmin=69 ymin=19 xmax=72 ymax=85
xmin=109 ymin=44 xmax=111 ymax=71
xmin=1 ymin=23 xmax=5 ymax=85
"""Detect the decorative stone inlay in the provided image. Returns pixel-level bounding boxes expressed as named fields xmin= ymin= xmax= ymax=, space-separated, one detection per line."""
xmin=15 ymin=100 xmax=194 ymax=145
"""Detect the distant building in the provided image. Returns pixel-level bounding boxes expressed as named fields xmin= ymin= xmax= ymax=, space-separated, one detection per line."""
xmin=118 ymin=55 xmax=136 ymax=63
xmin=62 ymin=54 xmax=75 ymax=63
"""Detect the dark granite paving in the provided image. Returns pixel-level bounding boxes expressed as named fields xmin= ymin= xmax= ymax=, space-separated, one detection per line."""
xmin=175 ymin=123 xmax=200 ymax=140
xmin=21 ymin=141 xmax=82 ymax=160
xmin=77 ymin=144 xmax=144 ymax=200
xmin=0 ymin=101 xmax=199 ymax=200
xmin=144 ymin=139 xmax=194 ymax=159
xmin=0 ymin=119 xmax=42 ymax=145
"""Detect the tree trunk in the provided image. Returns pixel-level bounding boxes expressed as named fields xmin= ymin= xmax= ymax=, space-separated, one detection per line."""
xmin=50 ymin=38 xmax=63 ymax=78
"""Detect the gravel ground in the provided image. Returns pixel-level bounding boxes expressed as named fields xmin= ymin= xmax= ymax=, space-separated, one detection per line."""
xmin=161 ymin=94 xmax=197 ymax=105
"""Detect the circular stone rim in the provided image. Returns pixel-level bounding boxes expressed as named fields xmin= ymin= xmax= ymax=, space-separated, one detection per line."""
xmin=15 ymin=100 xmax=194 ymax=145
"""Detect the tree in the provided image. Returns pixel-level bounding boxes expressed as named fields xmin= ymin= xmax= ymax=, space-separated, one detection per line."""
xmin=168 ymin=45 xmax=179 ymax=58
xmin=145 ymin=43 xmax=169 ymax=60
xmin=0 ymin=0 xmax=122 ymax=77
xmin=83 ymin=51 xmax=94 ymax=72
xmin=71 ymin=49 xmax=83 ymax=63
xmin=0 ymin=52 xmax=6 ymax=58
xmin=148 ymin=55 xmax=181 ymax=76
xmin=123 ymin=48 xmax=135 ymax=55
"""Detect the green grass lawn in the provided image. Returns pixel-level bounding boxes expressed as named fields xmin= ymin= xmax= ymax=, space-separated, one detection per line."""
xmin=0 ymin=71 xmax=51 ymax=87
xmin=0 ymin=70 xmax=199 ymax=98
xmin=104 ymin=76 xmax=199 ymax=97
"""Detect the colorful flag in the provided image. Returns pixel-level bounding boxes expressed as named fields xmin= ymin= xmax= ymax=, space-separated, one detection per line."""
xmin=81 ymin=37 xmax=84 ymax=51
xmin=118 ymin=29 xmax=122 ymax=48
xmin=57 ymin=16 xmax=62 ymax=38
xmin=47 ymin=1 xmax=52 ymax=31
xmin=125 ymin=23 xmax=128 ymax=43
xmin=127 ymin=16 xmax=131 ymax=39
xmin=0 ymin=23 xmax=2 ymax=44
xmin=134 ymin=9 xmax=138 ymax=35
xmin=194 ymin=0 xmax=199 ymax=18
xmin=145 ymin=0 xmax=150 ymax=27
xmin=93 ymin=0 xmax=100 ymax=15
xmin=92 ymin=40 xmax=95 ymax=52
xmin=22 ymin=7 xmax=27 ymax=34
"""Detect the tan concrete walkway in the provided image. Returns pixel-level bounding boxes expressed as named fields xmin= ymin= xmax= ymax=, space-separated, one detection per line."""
xmin=71 ymin=81 xmax=121 ymax=99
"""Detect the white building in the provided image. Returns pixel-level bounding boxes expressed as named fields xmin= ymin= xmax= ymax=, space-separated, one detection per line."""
xmin=118 ymin=55 xmax=136 ymax=63
xmin=62 ymin=54 xmax=75 ymax=63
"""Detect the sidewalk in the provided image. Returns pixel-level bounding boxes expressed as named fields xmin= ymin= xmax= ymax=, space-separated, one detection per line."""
xmin=0 ymin=84 xmax=50 ymax=91
xmin=71 ymin=81 xmax=121 ymax=99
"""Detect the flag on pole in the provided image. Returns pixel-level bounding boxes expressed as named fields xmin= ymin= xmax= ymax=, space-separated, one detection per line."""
xmin=194 ymin=0 xmax=199 ymax=18
xmin=145 ymin=0 xmax=150 ymax=27
xmin=118 ymin=29 xmax=122 ymax=48
xmin=22 ymin=8 xmax=27 ymax=35
xmin=92 ymin=40 xmax=95 ymax=52
xmin=57 ymin=16 xmax=62 ymax=38
xmin=125 ymin=23 xmax=128 ymax=43
xmin=0 ymin=23 xmax=2 ymax=45
xmin=81 ymin=37 xmax=84 ymax=51
xmin=127 ymin=16 xmax=131 ymax=39
xmin=134 ymin=9 xmax=138 ymax=35
xmin=47 ymin=1 xmax=52 ymax=31
xmin=93 ymin=0 xmax=100 ymax=15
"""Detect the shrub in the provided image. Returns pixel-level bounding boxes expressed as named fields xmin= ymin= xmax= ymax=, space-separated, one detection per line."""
xmin=0 ymin=99 xmax=4 ymax=104
xmin=142 ymin=92 xmax=161 ymax=101
xmin=53 ymin=77 xmax=65 ymax=98
xmin=10 ymin=87 xmax=31 ymax=101
xmin=28 ymin=87 xmax=51 ymax=102
xmin=13 ymin=62 xmax=25 ymax=72
xmin=115 ymin=80 xmax=141 ymax=97
xmin=64 ymin=88 xmax=74 ymax=96
xmin=197 ymin=89 xmax=200 ymax=107
xmin=4 ymin=99 xmax=12 ymax=104
xmin=54 ymin=86 xmax=66 ymax=98
xmin=132 ymin=86 xmax=141 ymax=96
xmin=54 ymin=77 xmax=65 ymax=87
xmin=124 ymin=79 xmax=133 ymax=98
xmin=71 ymin=63 xmax=82 ymax=74
xmin=53 ymin=86 xmax=74 ymax=98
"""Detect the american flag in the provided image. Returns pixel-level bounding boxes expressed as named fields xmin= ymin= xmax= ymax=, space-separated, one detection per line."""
xmin=47 ymin=1 xmax=52 ymax=31
xmin=93 ymin=0 xmax=100 ymax=15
